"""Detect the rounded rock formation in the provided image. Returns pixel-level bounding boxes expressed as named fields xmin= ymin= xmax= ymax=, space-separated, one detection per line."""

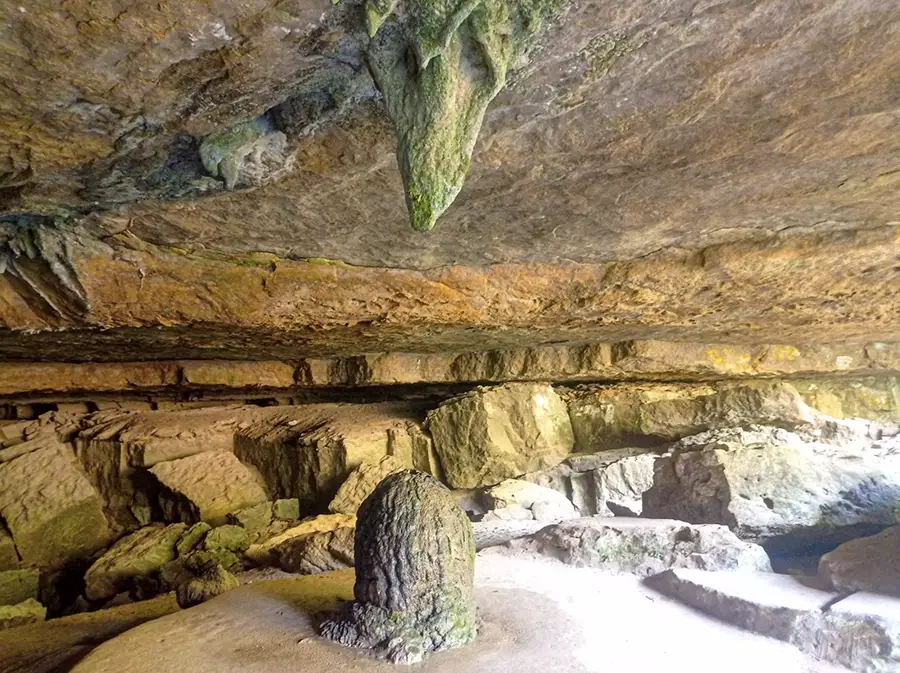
xmin=320 ymin=470 xmax=476 ymax=663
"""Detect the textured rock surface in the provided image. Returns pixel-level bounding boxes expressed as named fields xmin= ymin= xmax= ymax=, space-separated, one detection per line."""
xmin=234 ymin=403 xmax=425 ymax=512
xmin=428 ymin=384 xmax=574 ymax=488
xmin=0 ymin=599 xmax=46 ymax=631
xmin=526 ymin=448 xmax=660 ymax=516
xmin=84 ymin=524 xmax=186 ymax=601
xmin=0 ymin=569 xmax=39 ymax=607
xmin=328 ymin=455 xmax=408 ymax=515
xmin=175 ymin=555 xmax=240 ymax=609
xmin=245 ymin=514 xmax=356 ymax=567
xmin=0 ymin=1 xmax=898 ymax=364
xmin=0 ymin=444 xmax=111 ymax=568
xmin=643 ymin=427 xmax=900 ymax=553
xmin=488 ymin=517 xmax=771 ymax=574
xmin=0 ymin=526 xmax=18 ymax=571
xmin=149 ymin=451 xmax=269 ymax=526
xmin=482 ymin=479 xmax=577 ymax=523
xmin=649 ymin=569 xmax=900 ymax=673
xmin=271 ymin=525 xmax=355 ymax=575
xmin=818 ymin=526 xmax=900 ymax=597
xmin=321 ymin=471 xmax=476 ymax=663
xmin=562 ymin=381 xmax=816 ymax=452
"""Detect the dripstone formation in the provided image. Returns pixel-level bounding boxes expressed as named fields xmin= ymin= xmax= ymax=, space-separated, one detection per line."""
xmin=320 ymin=470 xmax=477 ymax=663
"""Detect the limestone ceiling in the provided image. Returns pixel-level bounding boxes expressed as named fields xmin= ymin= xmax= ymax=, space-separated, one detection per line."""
xmin=0 ymin=0 xmax=897 ymax=361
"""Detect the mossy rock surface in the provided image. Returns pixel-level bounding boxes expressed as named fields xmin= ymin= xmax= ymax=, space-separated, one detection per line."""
xmin=321 ymin=470 xmax=476 ymax=663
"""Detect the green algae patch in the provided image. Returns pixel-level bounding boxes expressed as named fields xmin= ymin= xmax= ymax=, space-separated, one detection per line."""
xmin=366 ymin=0 xmax=566 ymax=231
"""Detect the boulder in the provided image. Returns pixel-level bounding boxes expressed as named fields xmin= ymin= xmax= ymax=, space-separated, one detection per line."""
xmin=472 ymin=520 xmax=549 ymax=551
xmin=175 ymin=561 xmax=239 ymax=609
xmin=427 ymin=384 xmax=574 ymax=488
xmin=176 ymin=522 xmax=212 ymax=556
xmin=526 ymin=448 xmax=661 ymax=516
xmin=84 ymin=523 xmax=187 ymax=601
xmin=204 ymin=525 xmax=250 ymax=555
xmin=482 ymin=479 xmax=576 ymax=523
xmin=486 ymin=518 xmax=771 ymax=575
xmin=246 ymin=514 xmax=355 ymax=567
xmin=648 ymin=569 xmax=900 ymax=673
xmin=271 ymin=526 xmax=355 ymax=575
xmin=0 ymin=569 xmax=39 ymax=606
xmin=0 ymin=444 xmax=112 ymax=567
xmin=819 ymin=526 xmax=900 ymax=596
xmin=234 ymin=403 xmax=424 ymax=512
xmin=0 ymin=524 xmax=18 ymax=571
xmin=272 ymin=498 xmax=300 ymax=521
xmin=328 ymin=456 xmax=407 ymax=515
xmin=0 ymin=598 xmax=46 ymax=630
xmin=643 ymin=426 xmax=900 ymax=553
xmin=562 ymin=381 xmax=816 ymax=452
xmin=149 ymin=451 xmax=269 ymax=526
xmin=227 ymin=501 xmax=273 ymax=538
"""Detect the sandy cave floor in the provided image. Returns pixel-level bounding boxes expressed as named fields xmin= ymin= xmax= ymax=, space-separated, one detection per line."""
xmin=11 ymin=554 xmax=846 ymax=673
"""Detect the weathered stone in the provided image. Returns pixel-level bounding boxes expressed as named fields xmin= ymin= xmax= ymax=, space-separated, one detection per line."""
xmin=482 ymin=479 xmax=576 ymax=523
xmin=271 ymin=526 xmax=355 ymax=575
xmin=0 ymin=569 xmax=40 ymax=606
xmin=328 ymin=455 xmax=408 ymax=515
xmin=246 ymin=514 xmax=357 ymax=567
xmin=0 ymin=599 xmax=46 ymax=631
xmin=175 ymin=555 xmax=240 ymax=610
xmin=472 ymin=520 xmax=549 ymax=551
xmin=0 ymin=525 xmax=18 ymax=571
xmin=0 ymin=444 xmax=111 ymax=568
xmin=648 ymin=569 xmax=900 ymax=673
xmin=149 ymin=451 xmax=269 ymax=526
xmin=643 ymin=427 xmax=900 ymax=553
xmin=227 ymin=502 xmax=273 ymax=537
xmin=203 ymin=525 xmax=251 ymax=555
xmin=84 ymin=524 xmax=187 ymax=601
xmin=321 ymin=471 xmax=476 ymax=663
xmin=562 ymin=381 xmax=816 ymax=453
xmin=526 ymin=447 xmax=660 ymax=516
xmin=176 ymin=523 xmax=212 ymax=557
xmin=271 ymin=498 xmax=300 ymax=521
xmin=793 ymin=376 xmax=900 ymax=423
xmin=818 ymin=526 xmax=900 ymax=597
xmin=234 ymin=403 xmax=425 ymax=512
xmin=489 ymin=518 xmax=771 ymax=574
xmin=427 ymin=384 xmax=574 ymax=489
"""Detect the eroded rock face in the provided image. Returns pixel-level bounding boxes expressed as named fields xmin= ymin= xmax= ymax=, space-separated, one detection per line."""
xmin=643 ymin=427 xmax=900 ymax=553
xmin=245 ymin=514 xmax=357 ymax=567
xmin=149 ymin=451 xmax=270 ymax=526
xmin=84 ymin=523 xmax=187 ymax=601
xmin=427 ymin=384 xmax=574 ymax=488
xmin=818 ymin=526 xmax=900 ymax=597
xmin=328 ymin=455 xmax=408 ymax=515
xmin=488 ymin=517 xmax=772 ymax=574
xmin=0 ymin=444 xmax=111 ymax=568
xmin=482 ymin=479 xmax=576 ymax=523
xmin=320 ymin=471 xmax=476 ymax=663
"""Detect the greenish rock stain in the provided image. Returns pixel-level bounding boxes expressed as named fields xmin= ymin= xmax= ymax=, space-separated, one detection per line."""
xmin=582 ymin=31 xmax=640 ymax=79
xmin=365 ymin=0 xmax=566 ymax=231
xmin=199 ymin=118 xmax=270 ymax=189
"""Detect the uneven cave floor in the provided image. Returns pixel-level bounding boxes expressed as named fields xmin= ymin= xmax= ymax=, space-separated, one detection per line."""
xmin=1 ymin=555 xmax=849 ymax=673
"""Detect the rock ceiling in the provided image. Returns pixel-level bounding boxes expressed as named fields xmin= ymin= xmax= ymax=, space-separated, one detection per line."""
xmin=0 ymin=0 xmax=897 ymax=363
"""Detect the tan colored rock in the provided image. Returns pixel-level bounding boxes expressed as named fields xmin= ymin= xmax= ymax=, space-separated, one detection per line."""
xmin=149 ymin=451 xmax=269 ymax=526
xmin=246 ymin=514 xmax=356 ymax=566
xmin=271 ymin=499 xmax=300 ymax=521
xmin=563 ymin=381 xmax=816 ymax=452
xmin=0 ymin=569 xmax=39 ymax=606
xmin=328 ymin=456 xmax=407 ymax=515
xmin=0 ymin=525 xmax=18 ymax=571
xmin=84 ymin=524 xmax=187 ymax=601
xmin=234 ymin=403 xmax=425 ymax=512
xmin=819 ymin=526 xmax=900 ymax=597
xmin=0 ymin=363 xmax=177 ymax=396
xmin=0 ymin=444 xmax=111 ymax=568
xmin=180 ymin=361 xmax=295 ymax=388
xmin=793 ymin=376 xmax=900 ymax=423
xmin=0 ymin=599 xmax=46 ymax=630
xmin=427 ymin=384 xmax=575 ymax=489
xmin=270 ymin=526 xmax=355 ymax=575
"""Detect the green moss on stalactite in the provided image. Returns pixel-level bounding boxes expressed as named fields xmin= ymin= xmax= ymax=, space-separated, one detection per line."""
xmin=366 ymin=0 xmax=565 ymax=231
